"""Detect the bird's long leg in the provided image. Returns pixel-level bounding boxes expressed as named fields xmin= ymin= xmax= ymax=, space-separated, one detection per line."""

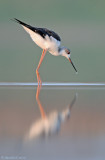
xmin=36 ymin=85 xmax=46 ymax=119
xmin=36 ymin=49 xmax=47 ymax=86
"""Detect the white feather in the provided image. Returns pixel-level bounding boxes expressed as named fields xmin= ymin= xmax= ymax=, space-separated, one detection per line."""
xmin=22 ymin=25 xmax=61 ymax=55
xmin=22 ymin=26 xmax=45 ymax=49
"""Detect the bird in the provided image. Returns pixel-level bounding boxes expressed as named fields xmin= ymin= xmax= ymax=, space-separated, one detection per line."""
xmin=13 ymin=18 xmax=77 ymax=85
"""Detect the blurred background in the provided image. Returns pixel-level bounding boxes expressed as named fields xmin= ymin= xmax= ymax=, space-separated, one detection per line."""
xmin=0 ymin=0 xmax=105 ymax=82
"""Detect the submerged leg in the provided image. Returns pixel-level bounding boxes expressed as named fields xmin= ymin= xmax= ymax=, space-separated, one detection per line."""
xmin=36 ymin=49 xmax=47 ymax=86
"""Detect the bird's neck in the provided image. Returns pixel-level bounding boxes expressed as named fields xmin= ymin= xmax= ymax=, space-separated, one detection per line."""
xmin=49 ymin=46 xmax=64 ymax=56
xmin=58 ymin=46 xmax=64 ymax=55
xmin=58 ymin=46 xmax=62 ymax=53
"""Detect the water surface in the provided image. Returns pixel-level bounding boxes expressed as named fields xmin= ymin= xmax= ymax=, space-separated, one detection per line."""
xmin=0 ymin=84 xmax=105 ymax=160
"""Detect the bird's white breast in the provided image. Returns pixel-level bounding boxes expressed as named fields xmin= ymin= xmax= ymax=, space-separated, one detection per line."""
xmin=45 ymin=36 xmax=61 ymax=56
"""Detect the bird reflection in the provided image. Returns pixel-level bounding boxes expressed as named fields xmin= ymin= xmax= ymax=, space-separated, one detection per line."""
xmin=26 ymin=85 xmax=77 ymax=141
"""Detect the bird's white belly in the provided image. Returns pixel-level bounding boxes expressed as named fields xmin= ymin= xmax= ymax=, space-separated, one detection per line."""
xmin=23 ymin=26 xmax=60 ymax=55
xmin=23 ymin=26 xmax=46 ymax=49
xmin=33 ymin=34 xmax=60 ymax=56
xmin=31 ymin=32 xmax=46 ymax=49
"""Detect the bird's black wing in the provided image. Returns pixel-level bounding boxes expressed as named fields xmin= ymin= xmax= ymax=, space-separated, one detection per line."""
xmin=13 ymin=18 xmax=61 ymax=41
xmin=41 ymin=28 xmax=61 ymax=41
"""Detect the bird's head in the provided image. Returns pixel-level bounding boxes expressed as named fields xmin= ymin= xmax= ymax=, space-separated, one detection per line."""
xmin=60 ymin=47 xmax=77 ymax=73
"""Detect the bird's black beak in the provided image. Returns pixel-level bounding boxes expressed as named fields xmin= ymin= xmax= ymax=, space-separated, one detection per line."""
xmin=69 ymin=58 xmax=77 ymax=73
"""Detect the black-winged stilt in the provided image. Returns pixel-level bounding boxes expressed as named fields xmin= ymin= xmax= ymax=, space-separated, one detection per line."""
xmin=14 ymin=18 xmax=77 ymax=85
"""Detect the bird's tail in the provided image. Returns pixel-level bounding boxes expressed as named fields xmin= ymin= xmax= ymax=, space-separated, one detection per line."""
xmin=11 ymin=18 xmax=29 ymax=27
xmin=11 ymin=18 xmax=36 ymax=32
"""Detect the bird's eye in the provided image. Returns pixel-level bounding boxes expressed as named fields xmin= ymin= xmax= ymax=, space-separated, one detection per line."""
xmin=65 ymin=49 xmax=70 ymax=55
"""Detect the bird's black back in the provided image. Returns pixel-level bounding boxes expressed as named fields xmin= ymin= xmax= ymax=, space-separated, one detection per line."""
xmin=14 ymin=18 xmax=61 ymax=41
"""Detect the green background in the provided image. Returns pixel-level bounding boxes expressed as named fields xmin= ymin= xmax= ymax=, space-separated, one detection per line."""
xmin=0 ymin=0 xmax=105 ymax=82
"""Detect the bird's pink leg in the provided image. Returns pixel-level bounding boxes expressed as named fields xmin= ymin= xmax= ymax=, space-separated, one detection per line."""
xmin=36 ymin=49 xmax=47 ymax=86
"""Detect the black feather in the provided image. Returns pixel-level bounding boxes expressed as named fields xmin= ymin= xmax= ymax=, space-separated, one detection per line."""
xmin=13 ymin=18 xmax=61 ymax=41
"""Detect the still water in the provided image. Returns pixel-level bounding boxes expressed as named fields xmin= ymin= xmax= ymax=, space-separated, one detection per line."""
xmin=0 ymin=84 xmax=105 ymax=160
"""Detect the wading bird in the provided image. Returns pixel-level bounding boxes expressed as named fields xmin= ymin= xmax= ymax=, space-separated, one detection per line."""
xmin=14 ymin=18 xmax=77 ymax=85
